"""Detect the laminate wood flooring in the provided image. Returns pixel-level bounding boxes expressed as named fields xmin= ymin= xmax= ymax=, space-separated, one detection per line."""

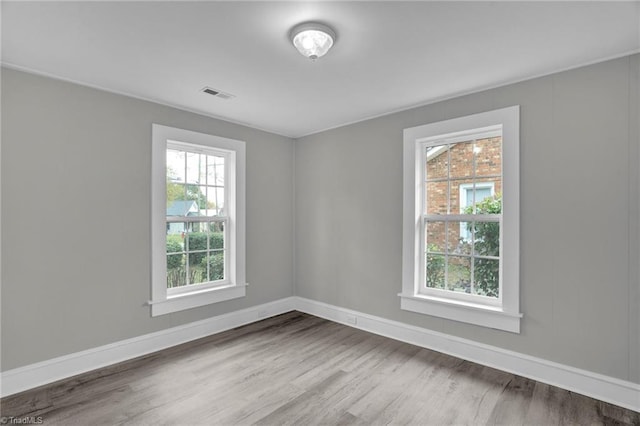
xmin=2 ymin=312 xmax=639 ymax=425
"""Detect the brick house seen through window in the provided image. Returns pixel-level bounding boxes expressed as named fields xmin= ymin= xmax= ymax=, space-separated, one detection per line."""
xmin=425 ymin=136 xmax=502 ymax=270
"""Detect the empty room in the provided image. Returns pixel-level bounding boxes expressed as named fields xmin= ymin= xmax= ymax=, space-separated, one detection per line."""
xmin=1 ymin=1 xmax=639 ymax=424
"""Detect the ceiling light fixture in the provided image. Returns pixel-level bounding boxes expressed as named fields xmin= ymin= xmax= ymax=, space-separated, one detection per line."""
xmin=289 ymin=22 xmax=336 ymax=60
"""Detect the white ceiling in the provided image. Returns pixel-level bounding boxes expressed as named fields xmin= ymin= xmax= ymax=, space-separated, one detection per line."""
xmin=2 ymin=1 xmax=639 ymax=138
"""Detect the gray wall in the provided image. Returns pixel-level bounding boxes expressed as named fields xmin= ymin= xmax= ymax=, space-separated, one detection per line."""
xmin=1 ymin=68 xmax=295 ymax=370
xmin=2 ymin=55 xmax=639 ymax=385
xmin=295 ymin=55 xmax=640 ymax=384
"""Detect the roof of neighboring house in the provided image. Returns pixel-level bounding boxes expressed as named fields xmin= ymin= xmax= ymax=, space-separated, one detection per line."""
xmin=166 ymin=200 xmax=200 ymax=217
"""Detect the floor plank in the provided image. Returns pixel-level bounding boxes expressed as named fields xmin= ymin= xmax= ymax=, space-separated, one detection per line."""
xmin=1 ymin=312 xmax=638 ymax=425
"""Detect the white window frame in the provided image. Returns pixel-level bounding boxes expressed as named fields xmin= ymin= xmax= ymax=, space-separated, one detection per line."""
xmin=151 ymin=124 xmax=246 ymax=316
xmin=400 ymin=106 xmax=521 ymax=333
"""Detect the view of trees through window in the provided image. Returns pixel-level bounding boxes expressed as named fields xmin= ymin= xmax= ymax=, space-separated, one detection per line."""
xmin=426 ymin=195 xmax=501 ymax=297
xmin=165 ymin=147 xmax=226 ymax=289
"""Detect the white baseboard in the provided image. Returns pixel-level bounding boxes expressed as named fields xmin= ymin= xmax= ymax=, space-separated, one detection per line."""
xmin=0 ymin=297 xmax=296 ymax=397
xmin=2 ymin=295 xmax=639 ymax=413
xmin=294 ymin=296 xmax=640 ymax=413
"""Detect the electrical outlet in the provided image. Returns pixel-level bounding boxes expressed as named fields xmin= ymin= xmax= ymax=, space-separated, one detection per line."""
xmin=346 ymin=315 xmax=357 ymax=325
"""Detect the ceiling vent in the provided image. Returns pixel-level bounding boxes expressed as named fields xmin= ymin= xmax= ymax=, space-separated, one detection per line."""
xmin=201 ymin=87 xmax=235 ymax=100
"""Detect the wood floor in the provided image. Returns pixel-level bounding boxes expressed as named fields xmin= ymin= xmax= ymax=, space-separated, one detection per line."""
xmin=2 ymin=312 xmax=638 ymax=425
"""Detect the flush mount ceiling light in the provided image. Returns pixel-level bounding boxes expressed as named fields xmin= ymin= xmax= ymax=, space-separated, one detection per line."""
xmin=289 ymin=22 xmax=336 ymax=60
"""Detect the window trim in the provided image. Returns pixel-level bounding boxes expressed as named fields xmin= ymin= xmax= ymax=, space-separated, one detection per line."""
xmin=400 ymin=106 xmax=521 ymax=333
xmin=151 ymin=124 xmax=246 ymax=316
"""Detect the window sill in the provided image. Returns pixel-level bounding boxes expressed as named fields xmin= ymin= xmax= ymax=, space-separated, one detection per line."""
xmin=151 ymin=283 xmax=247 ymax=316
xmin=398 ymin=293 xmax=522 ymax=333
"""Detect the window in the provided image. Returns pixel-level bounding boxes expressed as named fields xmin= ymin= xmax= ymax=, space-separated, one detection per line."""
xmin=401 ymin=106 xmax=521 ymax=333
xmin=151 ymin=124 xmax=246 ymax=316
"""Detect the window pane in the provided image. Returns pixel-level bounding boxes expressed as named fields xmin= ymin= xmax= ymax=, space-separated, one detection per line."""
xmin=166 ymin=149 xmax=186 ymax=183
xmin=473 ymin=258 xmax=499 ymax=298
xmin=186 ymin=226 xmax=208 ymax=286
xmin=201 ymin=187 xmax=212 ymax=217
xmin=208 ymin=221 xmax=225 ymax=249
xmin=425 ymin=145 xmax=448 ymax=180
xmin=186 ymin=230 xmax=208 ymax=264
xmin=426 ymin=253 xmax=445 ymax=289
xmin=425 ymin=181 xmax=447 ymax=215
xmin=425 ymin=220 xmax=445 ymax=253
xmin=446 ymin=256 xmax=471 ymax=293
xmin=472 ymin=221 xmax=500 ymax=257
xmin=186 ymin=151 xmax=206 ymax=184
xmin=207 ymin=155 xmax=225 ymax=186
xmin=166 ymin=221 xmax=188 ymax=237
xmin=207 ymin=221 xmax=225 ymax=281
xmin=472 ymin=191 xmax=501 ymax=218
xmin=457 ymin=183 xmax=475 ymax=242
xmin=473 ymin=185 xmax=493 ymax=205
xmin=207 ymin=220 xmax=225 ymax=234
xmin=449 ymin=142 xmax=473 ymax=179
xmin=451 ymin=179 xmax=473 ymax=215
xmin=194 ymin=221 xmax=207 ymax=234
xmin=215 ymin=187 xmax=225 ymax=215
xmin=203 ymin=186 xmax=225 ymax=217
xmin=205 ymin=250 xmax=225 ymax=281
xmin=167 ymin=254 xmax=185 ymax=288
xmin=196 ymin=185 xmax=207 ymax=213
xmin=474 ymin=137 xmax=502 ymax=177
xmin=447 ymin=221 xmax=471 ymax=255
xmin=462 ymin=184 xmax=495 ymax=215
xmin=188 ymin=266 xmax=208 ymax=286
xmin=166 ymin=234 xmax=183 ymax=253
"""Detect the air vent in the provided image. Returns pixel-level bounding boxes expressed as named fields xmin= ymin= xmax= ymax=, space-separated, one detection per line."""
xmin=201 ymin=87 xmax=235 ymax=100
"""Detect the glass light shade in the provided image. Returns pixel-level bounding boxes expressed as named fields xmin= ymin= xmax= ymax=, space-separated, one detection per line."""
xmin=290 ymin=23 xmax=336 ymax=60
